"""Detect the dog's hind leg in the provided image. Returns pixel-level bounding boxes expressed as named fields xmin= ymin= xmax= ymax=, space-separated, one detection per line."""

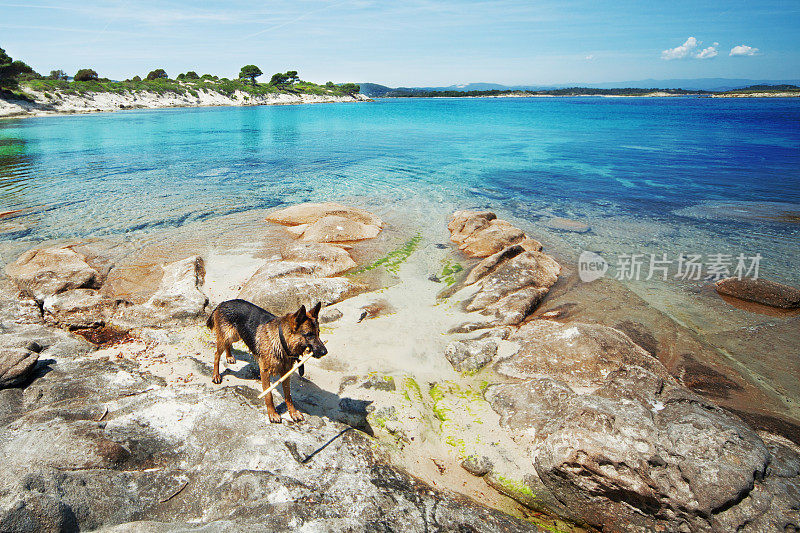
xmin=260 ymin=369 xmax=282 ymax=423
xmin=224 ymin=343 xmax=236 ymax=366
xmin=212 ymin=342 xmax=224 ymax=384
xmin=282 ymin=379 xmax=304 ymax=422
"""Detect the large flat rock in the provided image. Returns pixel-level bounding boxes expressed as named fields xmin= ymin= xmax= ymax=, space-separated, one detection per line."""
xmin=5 ymin=246 xmax=103 ymax=302
xmin=482 ymin=319 xmax=800 ymax=531
xmin=266 ymin=202 xmax=384 ymax=228
xmin=0 ymin=355 xmax=535 ymax=532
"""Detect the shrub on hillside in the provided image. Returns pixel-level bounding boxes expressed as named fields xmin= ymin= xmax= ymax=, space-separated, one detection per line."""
xmin=146 ymin=69 xmax=168 ymax=80
xmin=74 ymin=68 xmax=98 ymax=81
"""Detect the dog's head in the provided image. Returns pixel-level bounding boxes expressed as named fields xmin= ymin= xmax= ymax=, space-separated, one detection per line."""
xmin=288 ymin=302 xmax=327 ymax=359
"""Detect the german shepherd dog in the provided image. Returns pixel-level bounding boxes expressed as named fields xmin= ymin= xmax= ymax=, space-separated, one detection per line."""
xmin=206 ymin=299 xmax=327 ymax=422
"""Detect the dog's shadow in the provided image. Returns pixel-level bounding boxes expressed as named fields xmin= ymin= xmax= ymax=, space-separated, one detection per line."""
xmin=220 ymin=348 xmax=261 ymax=380
xmin=222 ymin=348 xmax=374 ymax=435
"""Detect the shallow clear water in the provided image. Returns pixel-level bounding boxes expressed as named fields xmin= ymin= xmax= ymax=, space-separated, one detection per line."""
xmin=1 ymin=97 xmax=799 ymax=284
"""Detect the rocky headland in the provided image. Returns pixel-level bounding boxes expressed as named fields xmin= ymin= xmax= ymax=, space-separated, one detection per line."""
xmin=0 ymin=90 xmax=370 ymax=119
xmin=1 ymin=203 xmax=799 ymax=532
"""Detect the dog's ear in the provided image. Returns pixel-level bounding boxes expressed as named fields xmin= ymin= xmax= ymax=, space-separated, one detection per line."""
xmin=292 ymin=305 xmax=307 ymax=328
xmin=309 ymin=302 xmax=322 ymax=319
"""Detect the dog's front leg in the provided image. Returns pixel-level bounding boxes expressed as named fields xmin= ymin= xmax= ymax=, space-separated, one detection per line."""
xmin=260 ymin=369 xmax=282 ymax=423
xmin=282 ymin=380 xmax=304 ymax=422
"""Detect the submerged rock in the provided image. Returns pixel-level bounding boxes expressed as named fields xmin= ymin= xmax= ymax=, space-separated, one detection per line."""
xmin=716 ymin=276 xmax=800 ymax=309
xmin=542 ymin=217 xmax=590 ymax=233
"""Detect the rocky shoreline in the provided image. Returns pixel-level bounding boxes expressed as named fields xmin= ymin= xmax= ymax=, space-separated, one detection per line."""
xmin=1 ymin=202 xmax=799 ymax=531
xmin=0 ymin=90 xmax=371 ymax=119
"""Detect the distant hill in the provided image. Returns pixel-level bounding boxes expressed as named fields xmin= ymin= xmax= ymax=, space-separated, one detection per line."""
xmin=360 ymin=78 xmax=800 ymax=96
xmin=584 ymin=78 xmax=800 ymax=91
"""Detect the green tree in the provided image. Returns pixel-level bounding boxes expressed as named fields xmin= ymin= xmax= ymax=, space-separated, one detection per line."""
xmin=239 ymin=64 xmax=262 ymax=86
xmin=0 ymin=48 xmax=37 ymax=87
xmin=326 ymin=81 xmax=334 ymax=87
xmin=132 ymin=75 xmax=142 ymax=82
xmin=146 ymin=68 xmax=168 ymax=80
xmin=185 ymin=71 xmax=199 ymax=80
xmin=74 ymin=68 xmax=98 ymax=81
xmin=176 ymin=73 xmax=185 ymax=80
xmin=339 ymin=83 xmax=360 ymax=95
xmin=49 ymin=69 xmax=68 ymax=80
xmin=285 ymin=70 xmax=298 ymax=83
xmin=269 ymin=72 xmax=289 ymax=85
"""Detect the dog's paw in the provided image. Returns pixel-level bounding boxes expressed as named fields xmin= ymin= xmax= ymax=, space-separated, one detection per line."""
xmin=211 ymin=374 xmax=222 ymax=384
xmin=268 ymin=411 xmax=283 ymax=424
xmin=226 ymin=356 xmax=236 ymax=365
xmin=289 ymin=410 xmax=304 ymax=423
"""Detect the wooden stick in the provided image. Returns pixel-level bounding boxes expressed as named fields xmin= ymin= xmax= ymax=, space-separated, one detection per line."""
xmin=257 ymin=351 xmax=315 ymax=399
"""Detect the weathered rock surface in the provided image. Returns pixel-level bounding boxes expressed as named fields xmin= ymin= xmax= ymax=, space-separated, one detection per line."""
xmin=4 ymin=245 xmax=104 ymax=301
xmin=239 ymin=276 xmax=365 ymax=316
xmin=496 ymin=320 xmax=671 ymax=392
xmin=266 ymin=201 xmax=384 ymax=228
xmin=444 ymin=338 xmax=498 ymax=373
xmin=238 ymin=239 xmax=366 ymax=316
xmin=0 ymin=347 xmax=39 ymax=388
xmin=449 ymin=211 xmax=525 ymax=257
xmin=716 ymin=276 xmax=800 ymax=309
xmin=482 ymin=319 xmax=800 ymax=531
xmin=267 ymin=202 xmax=384 ymax=242
xmin=42 ymin=288 xmax=111 ymax=328
xmin=141 ymin=256 xmax=208 ymax=319
xmin=464 ymin=245 xmax=561 ymax=325
xmin=461 ymin=456 xmax=493 ymax=477
xmin=299 ymin=215 xmax=382 ymax=243
xmin=281 ymin=242 xmax=357 ymax=277
xmin=459 ymin=220 xmax=525 ymax=257
xmin=0 ymin=353 xmax=534 ymax=532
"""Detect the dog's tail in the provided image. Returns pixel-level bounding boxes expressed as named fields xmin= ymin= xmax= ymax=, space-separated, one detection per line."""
xmin=205 ymin=311 xmax=215 ymax=329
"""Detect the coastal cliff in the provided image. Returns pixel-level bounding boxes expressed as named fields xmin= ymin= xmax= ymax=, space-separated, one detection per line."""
xmin=0 ymin=88 xmax=370 ymax=118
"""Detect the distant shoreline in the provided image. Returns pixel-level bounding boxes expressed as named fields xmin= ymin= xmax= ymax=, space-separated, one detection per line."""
xmin=378 ymin=91 xmax=800 ymax=100
xmin=3 ymin=89 xmax=797 ymax=120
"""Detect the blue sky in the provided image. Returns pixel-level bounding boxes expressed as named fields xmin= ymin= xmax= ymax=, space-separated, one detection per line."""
xmin=1 ymin=0 xmax=798 ymax=86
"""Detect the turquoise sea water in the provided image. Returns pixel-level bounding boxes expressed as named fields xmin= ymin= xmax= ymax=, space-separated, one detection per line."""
xmin=1 ymin=97 xmax=799 ymax=285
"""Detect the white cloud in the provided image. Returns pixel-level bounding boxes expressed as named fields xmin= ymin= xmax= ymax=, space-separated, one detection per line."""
xmin=661 ymin=37 xmax=698 ymax=60
xmin=585 ymin=54 xmax=595 ymax=60
xmin=730 ymin=44 xmax=759 ymax=56
xmin=695 ymin=46 xmax=718 ymax=59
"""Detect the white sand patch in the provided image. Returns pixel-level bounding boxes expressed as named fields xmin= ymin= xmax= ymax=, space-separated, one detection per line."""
xmin=203 ymin=249 xmax=265 ymax=305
